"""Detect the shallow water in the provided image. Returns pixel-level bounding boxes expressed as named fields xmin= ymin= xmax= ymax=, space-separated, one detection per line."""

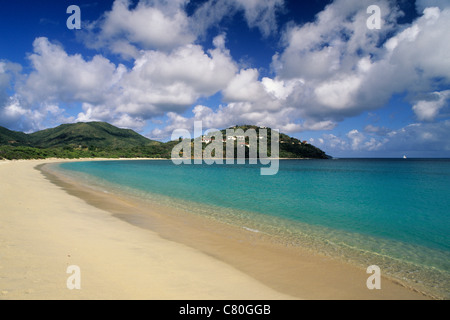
xmin=55 ymin=159 xmax=450 ymax=299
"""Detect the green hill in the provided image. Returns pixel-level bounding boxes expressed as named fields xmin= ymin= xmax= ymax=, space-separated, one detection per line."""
xmin=28 ymin=122 xmax=159 ymax=149
xmin=0 ymin=126 xmax=31 ymax=146
xmin=205 ymin=125 xmax=330 ymax=159
xmin=0 ymin=122 xmax=330 ymax=160
xmin=0 ymin=122 xmax=168 ymax=160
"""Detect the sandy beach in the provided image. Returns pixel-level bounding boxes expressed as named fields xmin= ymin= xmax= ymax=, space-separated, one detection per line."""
xmin=0 ymin=159 xmax=430 ymax=300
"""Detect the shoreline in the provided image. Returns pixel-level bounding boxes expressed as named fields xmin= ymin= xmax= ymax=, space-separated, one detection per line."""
xmin=0 ymin=159 xmax=295 ymax=300
xmin=39 ymin=159 xmax=431 ymax=300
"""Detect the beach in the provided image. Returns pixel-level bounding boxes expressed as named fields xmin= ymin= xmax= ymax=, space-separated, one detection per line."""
xmin=0 ymin=159 xmax=430 ymax=300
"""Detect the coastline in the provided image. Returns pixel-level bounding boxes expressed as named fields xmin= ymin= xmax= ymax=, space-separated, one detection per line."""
xmin=0 ymin=159 xmax=293 ymax=300
xmin=1 ymin=159 xmax=431 ymax=299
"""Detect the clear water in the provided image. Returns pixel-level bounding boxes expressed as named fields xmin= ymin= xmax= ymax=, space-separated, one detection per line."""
xmin=56 ymin=159 xmax=450 ymax=299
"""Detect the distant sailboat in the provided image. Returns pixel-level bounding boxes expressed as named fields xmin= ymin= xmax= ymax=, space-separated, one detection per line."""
xmin=403 ymin=155 xmax=407 ymax=159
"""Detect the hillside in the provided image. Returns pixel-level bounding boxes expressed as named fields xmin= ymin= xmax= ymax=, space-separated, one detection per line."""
xmin=0 ymin=126 xmax=31 ymax=146
xmin=0 ymin=122 xmax=169 ymax=160
xmin=28 ymin=122 xmax=160 ymax=149
xmin=198 ymin=125 xmax=329 ymax=159
xmin=0 ymin=122 xmax=330 ymax=160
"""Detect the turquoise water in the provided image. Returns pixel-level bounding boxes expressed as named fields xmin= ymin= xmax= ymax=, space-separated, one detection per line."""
xmin=56 ymin=159 xmax=450 ymax=298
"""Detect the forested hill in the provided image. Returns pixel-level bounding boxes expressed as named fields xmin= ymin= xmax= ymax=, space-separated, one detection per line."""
xmin=0 ymin=122 xmax=330 ymax=160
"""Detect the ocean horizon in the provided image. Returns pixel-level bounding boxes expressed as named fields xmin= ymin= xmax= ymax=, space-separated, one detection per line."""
xmin=53 ymin=158 xmax=450 ymax=299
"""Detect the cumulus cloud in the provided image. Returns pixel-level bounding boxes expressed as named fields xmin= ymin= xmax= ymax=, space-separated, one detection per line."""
xmin=1 ymin=59 xmax=76 ymax=132
xmin=83 ymin=0 xmax=195 ymax=58
xmin=116 ymin=38 xmax=237 ymax=116
xmin=416 ymin=0 xmax=450 ymax=12
xmin=6 ymin=35 xmax=237 ymax=132
xmin=312 ymin=120 xmax=450 ymax=157
xmin=311 ymin=130 xmax=385 ymax=153
xmin=20 ymin=37 xmax=125 ymax=106
xmin=76 ymin=103 xmax=147 ymax=131
xmin=151 ymin=102 xmax=336 ymax=140
xmin=0 ymin=95 xmax=74 ymax=132
xmin=270 ymin=0 xmax=402 ymax=121
xmin=310 ymin=134 xmax=347 ymax=151
xmin=274 ymin=0 xmax=400 ymax=79
xmin=272 ymin=0 xmax=450 ymax=124
xmin=384 ymin=121 xmax=450 ymax=153
xmin=192 ymin=0 xmax=285 ymax=38
xmin=364 ymin=124 xmax=392 ymax=136
xmin=223 ymin=69 xmax=265 ymax=103
xmin=347 ymin=129 xmax=366 ymax=150
xmin=223 ymin=67 xmax=304 ymax=113
xmin=412 ymin=90 xmax=450 ymax=121
xmin=2 ymin=0 xmax=450 ymax=155
xmin=150 ymin=1 xmax=450 ymax=141
xmin=83 ymin=0 xmax=285 ymax=59
xmin=230 ymin=0 xmax=285 ymax=36
xmin=2 ymin=0 xmax=287 ymax=133
xmin=0 ymin=61 xmax=21 ymax=107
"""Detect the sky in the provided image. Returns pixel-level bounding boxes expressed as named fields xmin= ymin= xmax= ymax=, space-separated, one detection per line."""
xmin=0 ymin=0 xmax=449 ymax=158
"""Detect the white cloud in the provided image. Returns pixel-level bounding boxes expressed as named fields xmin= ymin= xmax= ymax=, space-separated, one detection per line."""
xmin=84 ymin=0 xmax=195 ymax=57
xmin=112 ymin=38 xmax=238 ymax=117
xmin=149 ymin=1 xmax=450 ymax=141
xmin=270 ymin=0 xmax=402 ymax=120
xmin=2 ymin=0 xmax=450 ymax=149
xmin=364 ymin=124 xmax=391 ymax=136
xmin=261 ymin=77 xmax=301 ymax=100
xmin=302 ymin=120 xmax=337 ymax=131
xmin=416 ymin=0 xmax=450 ymax=12
xmin=84 ymin=0 xmax=284 ymax=59
xmin=275 ymin=0 xmax=400 ymax=79
xmin=223 ymin=69 xmax=266 ymax=102
xmin=272 ymin=1 xmax=450 ymax=124
xmin=385 ymin=121 xmax=450 ymax=152
xmin=151 ymin=101 xmax=337 ymax=140
xmin=312 ymin=129 xmax=385 ymax=154
xmin=20 ymin=37 xmax=125 ymax=106
xmin=412 ymin=90 xmax=450 ymax=121
xmin=0 ymin=95 xmax=73 ymax=132
xmin=11 ymin=36 xmax=238 ymax=132
xmin=347 ymin=129 xmax=366 ymax=150
xmin=312 ymin=121 xmax=450 ymax=157
xmin=232 ymin=0 xmax=285 ymax=37
xmin=75 ymin=103 xmax=148 ymax=131
xmin=223 ymin=67 xmax=305 ymax=113
xmin=313 ymin=134 xmax=348 ymax=150
xmin=1 ymin=60 xmax=77 ymax=132
xmin=314 ymin=75 xmax=362 ymax=110
xmin=0 ymin=61 xmax=21 ymax=107
xmin=192 ymin=0 xmax=284 ymax=38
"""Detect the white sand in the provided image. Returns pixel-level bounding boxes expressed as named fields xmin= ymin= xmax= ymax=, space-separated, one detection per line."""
xmin=0 ymin=160 xmax=294 ymax=300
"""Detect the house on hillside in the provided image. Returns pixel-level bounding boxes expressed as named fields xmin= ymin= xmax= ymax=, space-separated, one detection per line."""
xmin=201 ymin=136 xmax=211 ymax=144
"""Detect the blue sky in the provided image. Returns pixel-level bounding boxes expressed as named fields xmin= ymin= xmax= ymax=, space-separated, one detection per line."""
xmin=0 ymin=0 xmax=449 ymax=157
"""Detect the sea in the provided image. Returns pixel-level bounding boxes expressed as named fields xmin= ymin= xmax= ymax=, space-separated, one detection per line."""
xmin=53 ymin=158 xmax=450 ymax=299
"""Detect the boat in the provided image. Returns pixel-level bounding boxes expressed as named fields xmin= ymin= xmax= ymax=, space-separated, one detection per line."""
xmin=403 ymin=155 xmax=407 ymax=159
